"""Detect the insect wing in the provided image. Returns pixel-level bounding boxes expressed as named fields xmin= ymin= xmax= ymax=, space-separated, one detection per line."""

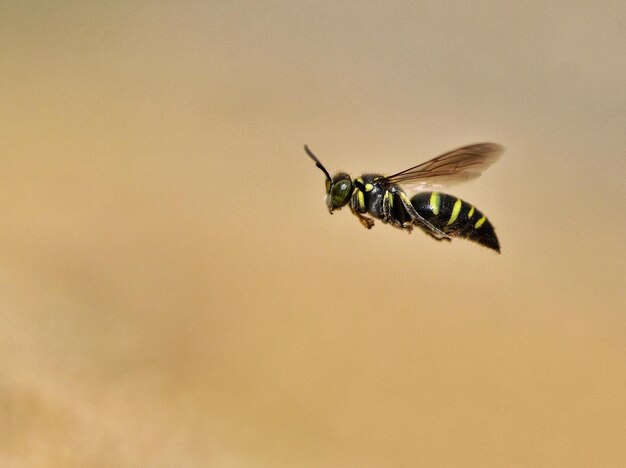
xmin=383 ymin=143 xmax=503 ymax=188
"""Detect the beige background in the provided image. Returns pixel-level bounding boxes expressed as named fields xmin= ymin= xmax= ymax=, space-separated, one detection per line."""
xmin=1 ymin=2 xmax=625 ymax=466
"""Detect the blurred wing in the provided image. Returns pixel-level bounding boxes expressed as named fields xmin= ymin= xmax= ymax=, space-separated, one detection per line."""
xmin=383 ymin=143 xmax=503 ymax=189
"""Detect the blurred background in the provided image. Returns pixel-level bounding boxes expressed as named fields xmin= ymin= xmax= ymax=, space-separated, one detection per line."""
xmin=1 ymin=1 xmax=625 ymax=466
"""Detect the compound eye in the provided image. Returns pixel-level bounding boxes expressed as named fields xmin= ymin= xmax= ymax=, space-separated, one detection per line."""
xmin=330 ymin=179 xmax=352 ymax=207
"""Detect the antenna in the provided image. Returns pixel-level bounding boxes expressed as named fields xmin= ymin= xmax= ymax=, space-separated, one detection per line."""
xmin=304 ymin=145 xmax=331 ymax=182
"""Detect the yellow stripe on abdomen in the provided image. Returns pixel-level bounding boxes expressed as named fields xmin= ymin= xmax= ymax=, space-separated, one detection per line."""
xmin=475 ymin=216 xmax=486 ymax=229
xmin=429 ymin=192 xmax=441 ymax=215
xmin=447 ymin=198 xmax=462 ymax=225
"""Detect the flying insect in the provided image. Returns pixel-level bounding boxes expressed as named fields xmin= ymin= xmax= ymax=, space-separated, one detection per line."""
xmin=304 ymin=143 xmax=503 ymax=252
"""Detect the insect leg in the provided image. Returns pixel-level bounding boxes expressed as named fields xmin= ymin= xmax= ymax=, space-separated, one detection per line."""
xmin=397 ymin=192 xmax=450 ymax=239
xmin=350 ymin=188 xmax=375 ymax=229
xmin=382 ymin=191 xmax=391 ymax=222
xmin=382 ymin=191 xmax=404 ymax=229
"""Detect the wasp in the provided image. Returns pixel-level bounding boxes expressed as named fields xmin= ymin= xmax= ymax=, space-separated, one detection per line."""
xmin=305 ymin=143 xmax=503 ymax=252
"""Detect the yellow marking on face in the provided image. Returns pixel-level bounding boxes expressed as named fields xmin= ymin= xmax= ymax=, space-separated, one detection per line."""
xmin=388 ymin=191 xmax=393 ymax=208
xmin=468 ymin=206 xmax=475 ymax=218
xmin=429 ymin=192 xmax=441 ymax=215
xmin=357 ymin=190 xmax=365 ymax=211
xmin=355 ymin=177 xmax=363 ymax=184
xmin=447 ymin=198 xmax=462 ymax=225
xmin=475 ymin=216 xmax=487 ymax=229
xmin=365 ymin=183 xmax=374 ymax=192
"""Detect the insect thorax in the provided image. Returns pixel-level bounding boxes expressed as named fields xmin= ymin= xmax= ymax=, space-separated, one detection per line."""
xmin=354 ymin=174 xmax=402 ymax=219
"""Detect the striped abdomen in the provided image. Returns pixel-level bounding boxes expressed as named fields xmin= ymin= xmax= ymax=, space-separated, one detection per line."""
xmin=410 ymin=192 xmax=500 ymax=252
